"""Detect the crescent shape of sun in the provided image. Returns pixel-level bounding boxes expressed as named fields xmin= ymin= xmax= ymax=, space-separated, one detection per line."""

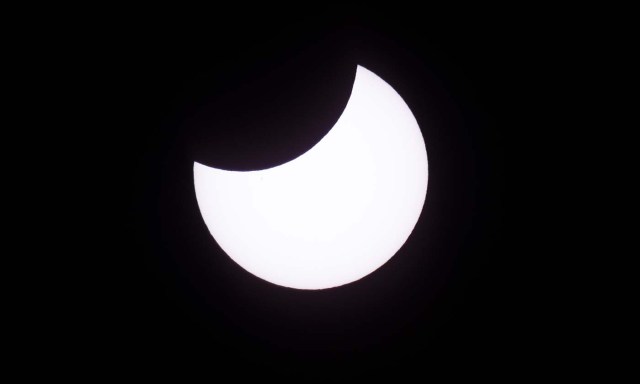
xmin=194 ymin=65 xmax=428 ymax=290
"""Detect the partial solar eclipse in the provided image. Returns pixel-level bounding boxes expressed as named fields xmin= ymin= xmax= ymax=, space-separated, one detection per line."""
xmin=194 ymin=65 xmax=428 ymax=290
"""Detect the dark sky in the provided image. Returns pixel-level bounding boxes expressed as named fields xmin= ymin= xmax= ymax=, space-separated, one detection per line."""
xmin=56 ymin=8 xmax=523 ymax=378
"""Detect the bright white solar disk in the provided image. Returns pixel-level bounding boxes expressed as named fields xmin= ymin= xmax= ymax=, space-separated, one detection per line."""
xmin=194 ymin=65 xmax=428 ymax=290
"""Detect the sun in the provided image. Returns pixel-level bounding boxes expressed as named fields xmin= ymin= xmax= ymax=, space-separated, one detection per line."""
xmin=194 ymin=65 xmax=428 ymax=290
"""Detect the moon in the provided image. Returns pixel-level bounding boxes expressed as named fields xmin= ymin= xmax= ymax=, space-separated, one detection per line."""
xmin=194 ymin=65 xmax=428 ymax=290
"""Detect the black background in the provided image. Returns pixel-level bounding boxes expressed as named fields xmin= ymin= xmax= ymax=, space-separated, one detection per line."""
xmin=59 ymin=7 xmax=522 ymax=377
